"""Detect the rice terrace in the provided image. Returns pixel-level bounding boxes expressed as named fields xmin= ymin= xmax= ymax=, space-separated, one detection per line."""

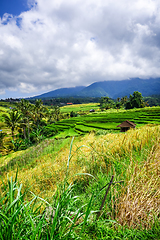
xmin=0 ymin=95 xmax=160 ymax=239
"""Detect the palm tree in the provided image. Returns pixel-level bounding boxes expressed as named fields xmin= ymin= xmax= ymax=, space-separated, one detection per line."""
xmin=120 ymin=96 xmax=128 ymax=105
xmin=53 ymin=105 xmax=60 ymax=121
xmin=3 ymin=109 xmax=21 ymax=141
xmin=33 ymin=99 xmax=46 ymax=129
xmin=45 ymin=108 xmax=54 ymax=124
xmin=16 ymin=99 xmax=32 ymax=140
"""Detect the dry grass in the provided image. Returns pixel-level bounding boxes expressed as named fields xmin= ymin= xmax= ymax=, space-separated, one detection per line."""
xmin=116 ymin=142 xmax=160 ymax=228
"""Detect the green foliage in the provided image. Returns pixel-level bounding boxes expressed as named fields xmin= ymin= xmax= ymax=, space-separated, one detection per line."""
xmin=144 ymin=94 xmax=160 ymax=106
xmin=52 ymin=105 xmax=60 ymax=121
xmin=16 ymin=99 xmax=33 ymax=140
xmin=31 ymin=128 xmax=45 ymax=143
xmin=43 ymin=124 xmax=58 ymax=137
xmin=3 ymin=109 xmax=22 ymax=140
xmin=83 ymin=220 xmax=160 ymax=240
xmin=0 ymin=130 xmax=6 ymax=148
xmin=0 ymin=139 xmax=57 ymax=174
xmin=0 ymin=172 xmax=46 ymax=240
xmin=126 ymin=91 xmax=145 ymax=109
xmin=0 ymin=144 xmax=97 ymax=240
xmin=70 ymin=111 xmax=78 ymax=117
xmin=32 ymin=99 xmax=47 ymax=129
xmin=36 ymin=97 xmax=100 ymax=106
xmin=99 ymin=97 xmax=116 ymax=110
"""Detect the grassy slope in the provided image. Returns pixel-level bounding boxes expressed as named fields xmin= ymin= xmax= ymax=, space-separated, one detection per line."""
xmin=0 ymin=125 xmax=159 ymax=218
xmin=0 ymin=105 xmax=160 ymax=239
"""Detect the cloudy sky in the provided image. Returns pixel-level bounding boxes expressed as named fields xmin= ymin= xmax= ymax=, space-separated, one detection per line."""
xmin=0 ymin=0 xmax=160 ymax=99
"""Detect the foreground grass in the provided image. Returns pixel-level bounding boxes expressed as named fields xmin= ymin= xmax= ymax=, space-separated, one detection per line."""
xmin=1 ymin=170 xmax=159 ymax=239
xmin=0 ymin=124 xmax=160 ymax=239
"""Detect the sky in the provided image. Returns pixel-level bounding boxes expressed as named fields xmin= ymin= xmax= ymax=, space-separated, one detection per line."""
xmin=0 ymin=0 xmax=160 ymax=99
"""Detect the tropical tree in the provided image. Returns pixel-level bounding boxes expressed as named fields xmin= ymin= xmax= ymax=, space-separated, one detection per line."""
xmin=32 ymin=99 xmax=46 ymax=129
xmin=120 ymin=96 xmax=128 ymax=105
xmin=53 ymin=105 xmax=60 ymax=121
xmin=3 ymin=109 xmax=21 ymax=140
xmin=99 ymin=97 xmax=115 ymax=110
xmin=125 ymin=91 xmax=145 ymax=109
xmin=45 ymin=108 xmax=55 ymax=124
xmin=16 ymin=99 xmax=32 ymax=140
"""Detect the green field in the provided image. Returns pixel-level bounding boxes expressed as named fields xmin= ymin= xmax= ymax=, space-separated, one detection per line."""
xmin=60 ymin=103 xmax=100 ymax=113
xmin=48 ymin=106 xmax=160 ymax=138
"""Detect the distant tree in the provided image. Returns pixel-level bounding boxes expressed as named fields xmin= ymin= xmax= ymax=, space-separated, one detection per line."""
xmin=120 ymin=96 xmax=128 ymax=105
xmin=115 ymin=101 xmax=121 ymax=108
xmin=125 ymin=91 xmax=145 ymax=109
xmin=99 ymin=97 xmax=115 ymax=110
xmin=33 ymin=99 xmax=46 ymax=128
xmin=144 ymin=95 xmax=160 ymax=106
xmin=53 ymin=105 xmax=60 ymax=121
xmin=46 ymin=108 xmax=55 ymax=124
xmin=16 ymin=99 xmax=32 ymax=140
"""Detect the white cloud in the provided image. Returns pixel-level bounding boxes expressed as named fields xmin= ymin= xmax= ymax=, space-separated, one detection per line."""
xmin=0 ymin=0 xmax=160 ymax=98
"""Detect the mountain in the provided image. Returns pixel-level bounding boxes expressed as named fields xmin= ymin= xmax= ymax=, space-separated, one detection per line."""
xmin=77 ymin=78 xmax=160 ymax=98
xmin=31 ymin=78 xmax=160 ymax=99
xmin=32 ymin=86 xmax=85 ymax=99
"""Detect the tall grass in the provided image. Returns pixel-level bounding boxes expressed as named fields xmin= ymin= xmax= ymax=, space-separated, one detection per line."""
xmin=0 ymin=141 xmax=97 ymax=240
xmin=116 ymin=142 xmax=160 ymax=228
xmin=0 ymin=171 xmax=46 ymax=240
xmin=0 ymin=125 xmax=160 ymax=235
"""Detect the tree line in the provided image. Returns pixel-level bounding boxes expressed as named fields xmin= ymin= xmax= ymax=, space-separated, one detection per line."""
xmin=99 ymin=91 xmax=148 ymax=110
xmin=0 ymin=99 xmax=61 ymax=152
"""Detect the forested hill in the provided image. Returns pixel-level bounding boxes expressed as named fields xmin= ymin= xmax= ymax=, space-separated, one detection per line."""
xmin=31 ymin=78 xmax=160 ymax=99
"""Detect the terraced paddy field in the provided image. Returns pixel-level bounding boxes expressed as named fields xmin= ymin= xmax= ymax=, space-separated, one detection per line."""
xmin=50 ymin=106 xmax=160 ymax=138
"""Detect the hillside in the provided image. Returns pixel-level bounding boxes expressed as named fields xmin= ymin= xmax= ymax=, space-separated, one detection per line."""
xmin=31 ymin=78 xmax=160 ymax=99
xmin=0 ymin=103 xmax=160 ymax=239
xmin=0 ymin=104 xmax=160 ymax=239
xmin=0 ymin=124 xmax=160 ymax=239
xmin=31 ymin=86 xmax=85 ymax=99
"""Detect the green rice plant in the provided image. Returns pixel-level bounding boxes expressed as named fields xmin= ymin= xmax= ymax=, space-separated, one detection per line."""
xmin=0 ymin=170 xmax=47 ymax=240
xmin=0 ymin=139 xmax=97 ymax=240
xmin=44 ymin=138 xmax=97 ymax=239
xmin=75 ymin=124 xmax=95 ymax=133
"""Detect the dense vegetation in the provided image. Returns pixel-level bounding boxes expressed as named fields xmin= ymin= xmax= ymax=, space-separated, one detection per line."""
xmin=0 ymin=93 xmax=160 ymax=239
xmin=144 ymin=94 xmax=160 ymax=106
xmin=0 ymin=97 xmax=100 ymax=106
